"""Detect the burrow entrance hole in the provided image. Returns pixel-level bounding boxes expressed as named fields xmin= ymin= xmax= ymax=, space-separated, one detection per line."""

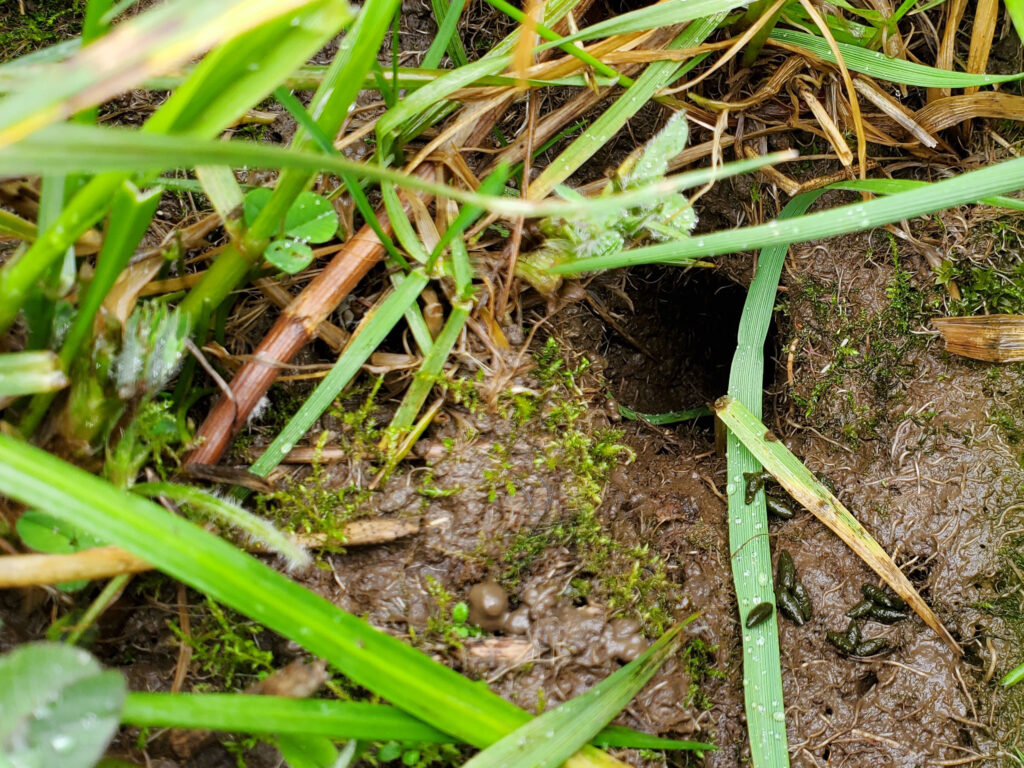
xmin=597 ymin=265 xmax=768 ymax=418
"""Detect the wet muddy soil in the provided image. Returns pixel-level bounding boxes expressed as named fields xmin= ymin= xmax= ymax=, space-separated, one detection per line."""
xmin=286 ymin=225 xmax=1024 ymax=767
xmin=10 ymin=222 xmax=1017 ymax=768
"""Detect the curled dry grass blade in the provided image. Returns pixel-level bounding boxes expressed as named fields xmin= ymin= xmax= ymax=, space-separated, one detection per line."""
xmin=713 ymin=396 xmax=960 ymax=654
xmin=0 ymin=434 xmax=637 ymax=768
xmin=0 ymin=0 xmax=351 ymax=148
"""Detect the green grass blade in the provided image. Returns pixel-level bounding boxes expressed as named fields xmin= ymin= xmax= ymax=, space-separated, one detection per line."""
xmin=0 ymin=1 xmax=354 ymax=337
xmin=132 ymin=482 xmax=309 ymax=569
xmin=0 ymin=352 xmax=67 ymax=397
xmin=552 ymin=154 xmax=1024 ymax=272
xmin=424 ymin=0 xmax=469 ymax=68
xmin=390 ymin=304 xmax=469 ymax=431
xmin=714 ymin=396 xmax=960 ymax=653
xmin=724 ymin=191 xmax=823 ymax=768
xmin=828 ymin=178 xmax=1024 ymax=211
xmin=0 ymin=0 xmax=342 ymax=148
xmin=529 ymin=13 xmax=727 ymax=198
xmin=542 ymin=0 xmax=744 ymax=45
xmin=769 ymin=28 xmax=1024 ymax=86
xmin=1009 ymin=0 xmax=1024 ymax=47
xmin=463 ymin=622 xmax=688 ymax=768
xmin=617 ymin=405 xmax=711 ymax=424
xmin=195 ymin=166 xmax=245 ymax=233
xmin=120 ymin=693 xmax=710 ymax=751
xmin=0 ymin=208 xmax=37 ymax=241
xmin=121 ymin=695 xmax=452 ymax=741
xmin=0 ymin=123 xmax=791 ymax=222
xmin=1002 ymin=662 xmax=1024 ymax=687
xmin=248 ymin=271 xmax=430 ymax=478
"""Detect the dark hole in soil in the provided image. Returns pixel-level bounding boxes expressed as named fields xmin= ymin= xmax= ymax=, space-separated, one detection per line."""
xmin=600 ymin=266 xmax=765 ymax=419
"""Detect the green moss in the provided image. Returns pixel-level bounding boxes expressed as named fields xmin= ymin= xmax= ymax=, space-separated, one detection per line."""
xmin=168 ymin=598 xmax=274 ymax=690
xmin=255 ymin=380 xmax=387 ymax=537
xmin=494 ymin=339 xmax=678 ymax=634
xmin=788 ymin=237 xmax=944 ymax=445
xmin=681 ymin=638 xmax=726 ymax=710
xmin=423 ymin=575 xmax=480 ymax=646
xmin=0 ymin=1 xmax=83 ymax=56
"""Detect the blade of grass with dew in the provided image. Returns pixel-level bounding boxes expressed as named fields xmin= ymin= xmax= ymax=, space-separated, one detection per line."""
xmin=769 ymin=28 xmax=1024 ymax=87
xmin=0 ymin=435 xmax=634 ymax=768
xmin=529 ymin=12 xmax=728 ymax=198
xmin=0 ymin=0 xmax=345 ymax=148
xmin=150 ymin=67 xmax=613 ymax=94
xmin=544 ymin=0 xmax=747 ymax=46
xmin=0 ymin=123 xmax=793 ymax=222
xmin=617 ymin=405 xmax=712 ymax=424
xmin=0 ymin=0 xmax=355 ymax=336
xmin=464 ymin=622 xmax=700 ymax=768
xmin=132 ymin=482 xmax=309 ymax=568
xmin=714 ymin=396 xmax=960 ymax=653
xmin=725 ymin=191 xmax=824 ymax=768
xmin=178 ymin=0 xmax=400 ymax=326
xmin=424 ymin=0 xmax=469 ymax=68
xmin=120 ymin=693 xmax=712 ymax=751
xmin=828 ymin=178 xmax=1024 ymax=211
xmin=552 ymin=153 xmax=1024 ymax=272
xmin=0 ymin=352 xmax=67 ymax=397
xmin=19 ymin=182 xmax=162 ymax=436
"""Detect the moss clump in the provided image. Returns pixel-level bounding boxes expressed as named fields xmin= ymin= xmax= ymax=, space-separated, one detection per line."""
xmin=0 ymin=1 xmax=82 ymax=56
xmin=497 ymin=338 xmax=678 ymax=634
xmin=788 ymin=238 xmax=943 ymax=445
xmin=168 ymin=598 xmax=274 ymax=690
xmin=255 ymin=380 xmax=388 ymax=539
xmin=681 ymin=637 xmax=727 ymax=710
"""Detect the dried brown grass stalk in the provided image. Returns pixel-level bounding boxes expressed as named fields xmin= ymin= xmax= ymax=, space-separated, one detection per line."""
xmin=0 ymin=518 xmax=420 ymax=588
xmin=928 ymin=0 xmax=968 ymax=103
xmin=185 ymin=179 xmax=430 ymax=466
xmin=932 ymin=315 xmax=1024 ymax=363
xmin=965 ymin=0 xmax=999 ymax=97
